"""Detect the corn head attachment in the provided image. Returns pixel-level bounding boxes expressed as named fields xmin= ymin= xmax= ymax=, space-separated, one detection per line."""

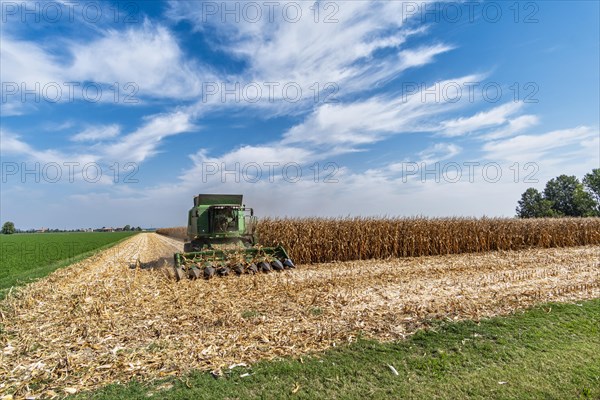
xmin=173 ymin=245 xmax=294 ymax=280
xmin=173 ymin=194 xmax=295 ymax=280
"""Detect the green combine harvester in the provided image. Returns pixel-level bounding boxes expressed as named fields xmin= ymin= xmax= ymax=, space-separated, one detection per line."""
xmin=174 ymin=194 xmax=295 ymax=280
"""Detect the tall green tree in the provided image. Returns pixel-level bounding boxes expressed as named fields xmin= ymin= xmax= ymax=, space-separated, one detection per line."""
xmin=2 ymin=221 xmax=16 ymax=234
xmin=543 ymin=175 xmax=595 ymax=217
xmin=516 ymin=188 xmax=556 ymax=218
xmin=583 ymin=169 xmax=600 ymax=214
xmin=573 ymin=185 xmax=598 ymax=217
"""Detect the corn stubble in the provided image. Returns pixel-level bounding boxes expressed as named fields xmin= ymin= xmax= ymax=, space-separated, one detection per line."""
xmin=158 ymin=217 xmax=600 ymax=264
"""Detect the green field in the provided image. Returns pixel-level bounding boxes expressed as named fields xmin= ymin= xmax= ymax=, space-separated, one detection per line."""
xmin=76 ymin=299 xmax=600 ymax=400
xmin=0 ymin=232 xmax=137 ymax=296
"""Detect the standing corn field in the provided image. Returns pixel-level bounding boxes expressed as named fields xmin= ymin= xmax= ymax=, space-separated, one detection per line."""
xmin=158 ymin=217 xmax=600 ymax=264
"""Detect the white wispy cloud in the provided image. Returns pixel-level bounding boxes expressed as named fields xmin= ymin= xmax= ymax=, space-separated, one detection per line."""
xmin=417 ymin=143 xmax=462 ymax=164
xmin=0 ymin=35 xmax=63 ymax=85
xmin=0 ymin=128 xmax=98 ymax=167
xmin=0 ymin=34 xmax=65 ymax=115
xmin=102 ymin=111 xmax=196 ymax=163
xmin=170 ymin=0 xmax=452 ymax=111
xmin=365 ymin=142 xmax=463 ymax=182
xmin=179 ymin=144 xmax=315 ymax=189
xmin=68 ymin=20 xmax=208 ymax=100
xmin=440 ymin=102 xmax=524 ymax=137
xmin=71 ymin=125 xmax=121 ymax=142
xmin=482 ymin=126 xmax=598 ymax=162
xmin=1 ymin=111 xmax=195 ymax=168
xmin=480 ymin=115 xmax=540 ymax=140
xmin=0 ymin=20 xmax=210 ymax=110
xmin=281 ymin=74 xmax=483 ymax=148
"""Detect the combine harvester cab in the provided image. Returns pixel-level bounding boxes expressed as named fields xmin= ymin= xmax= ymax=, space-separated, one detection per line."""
xmin=174 ymin=194 xmax=295 ymax=280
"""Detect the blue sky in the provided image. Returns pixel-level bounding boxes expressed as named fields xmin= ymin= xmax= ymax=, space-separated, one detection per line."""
xmin=1 ymin=0 xmax=598 ymax=229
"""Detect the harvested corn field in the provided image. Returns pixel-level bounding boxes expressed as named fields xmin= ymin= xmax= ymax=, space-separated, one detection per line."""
xmin=1 ymin=233 xmax=599 ymax=398
xmin=157 ymin=217 xmax=600 ymax=264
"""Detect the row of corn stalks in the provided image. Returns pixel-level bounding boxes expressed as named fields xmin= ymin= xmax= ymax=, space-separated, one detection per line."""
xmin=156 ymin=217 xmax=600 ymax=264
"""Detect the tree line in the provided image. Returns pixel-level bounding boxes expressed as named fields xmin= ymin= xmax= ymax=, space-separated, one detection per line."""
xmin=516 ymin=169 xmax=600 ymax=218
xmin=1 ymin=223 xmax=143 ymax=234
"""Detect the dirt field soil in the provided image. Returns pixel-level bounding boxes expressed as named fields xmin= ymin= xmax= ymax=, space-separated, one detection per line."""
xmin=1 ymin=233 xmax=599 ymax=398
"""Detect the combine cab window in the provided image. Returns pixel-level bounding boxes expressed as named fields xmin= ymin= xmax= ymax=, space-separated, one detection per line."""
xmin=210 ymin=207 xmax=239 ymax=233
